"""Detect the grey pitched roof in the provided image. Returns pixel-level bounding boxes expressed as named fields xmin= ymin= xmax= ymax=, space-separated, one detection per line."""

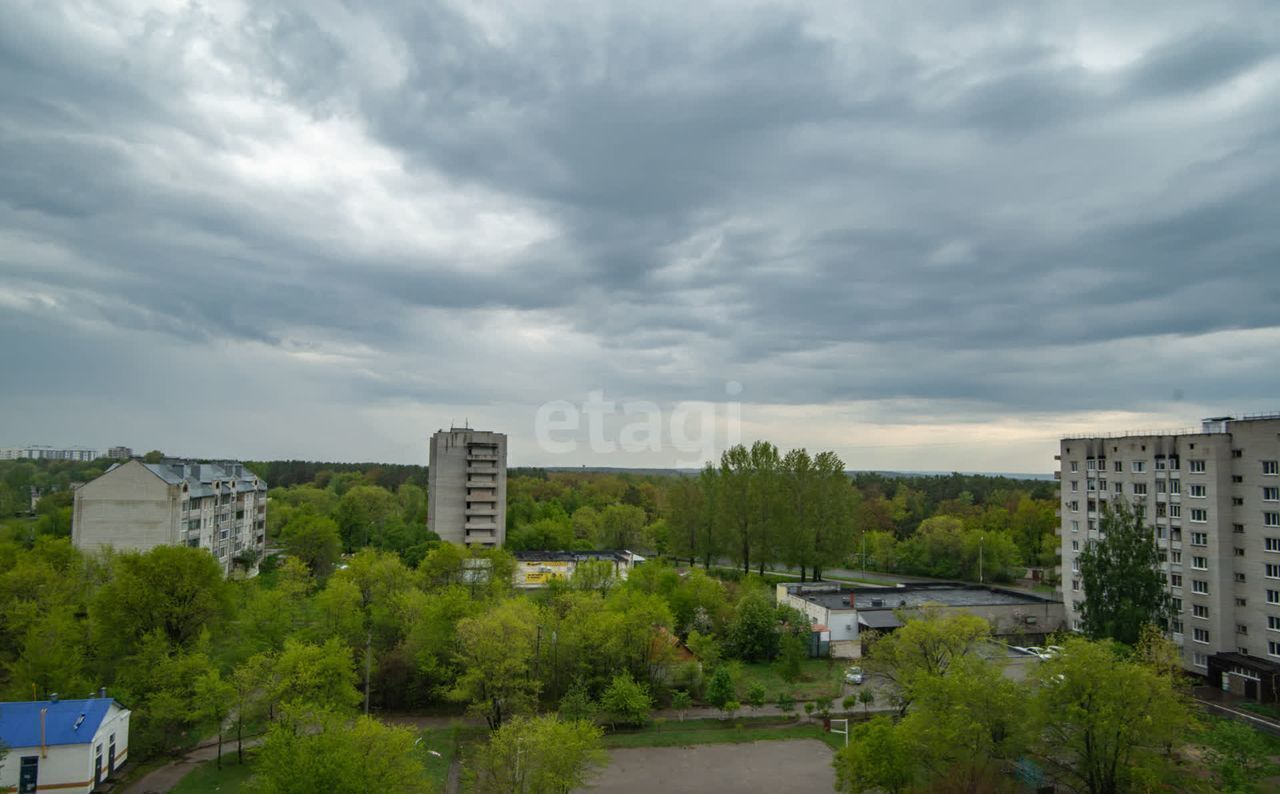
xmin=139 ymin=459 xmax=267 ymax=493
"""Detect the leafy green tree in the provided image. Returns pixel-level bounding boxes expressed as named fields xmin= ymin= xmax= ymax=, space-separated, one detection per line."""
xmin=1079 ymin=499 xmax=1170 ymax=646
xmin=1034 ymin=637 xmax=1194 ymax=794
xmin=685 ymin=629 xmax=721 ymax=669
xmin=5 ymin=606 xmax=89 ymax=700
xmin=857 ymin=688 xmax=875 ymax=715
xmin=722 ymin=699 xmax=740 ymax=721
xmin=777 ymin=631 xmax=806 ymax=683
xmin=466 ymin=714 xmax=605 ymax=794
xmin=231 ymin=654 xmax=273 ymax=762
xmin=671 ymin=690 xmax=692 ymax=721
xmin=268 ymin=638 xmax=363 ymax=719
xmin=745 ymin=682 xmax=767 ymax=711
xmin=253 ymin=713 xmax=431 ymax=794
xmin=599 ymin=671 xmax=652 ymax=728
xmin=279 ymin=513 xmax=343 ymax=577
xmin=728 ymin=589 xmax=781 ymax=661
xmin=833 ymin=716 xmax=917 ymax=794
xmin=90 ymin=545 xmax=231 ymax=657
xmin=598 ymin=504 xmax=647 ymax=549
xmin=335 ymin=485 xmax=404 ymax=552
xmin=1200 ymin=717 xmax=1278 ymax=793
xmin=864 ymin=608 xmax=989 ymax=714
xmin=113 ymin=633 xmax=215 ymax=758
xmin=194 ymin=669 xmax=235 ymax=769
xmin=451 ymin=599 xmax=540 ymax=729
xmin=706 ymin=667 xmax=734 ymax=711
xmin=557 ymin=678 xmax=597 ymax=723
xmin=776 ymin=691 xmax=795 ymax=715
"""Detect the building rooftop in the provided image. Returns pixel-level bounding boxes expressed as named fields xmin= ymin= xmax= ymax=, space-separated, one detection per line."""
xmin=514 ymin=550 xmax=644 ymax=563
xmin=792 ymin=583 xmax=1047 ymax=612
xmin=108 ymin=458 xmax=267 ymax=497
xmin=0 ymin=697 xmax=123 ymax=748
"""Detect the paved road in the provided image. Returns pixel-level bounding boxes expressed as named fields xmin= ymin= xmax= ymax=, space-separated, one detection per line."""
xmin=119 ymin=739 xmax=260 ymax=794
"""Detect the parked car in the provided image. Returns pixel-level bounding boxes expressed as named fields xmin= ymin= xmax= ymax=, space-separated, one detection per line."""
xmin=845 ymin=666 xmax=864 ymax=685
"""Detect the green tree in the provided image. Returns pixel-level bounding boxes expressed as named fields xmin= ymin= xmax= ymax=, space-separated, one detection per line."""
xmin=864 ymin=608 xmax=989 ymax=714
xmin=599 ymin=671 xmax=652 ymax=728
xmin=279 ymin=513 xmax=343 ymax=577
xmin=335 ymin=485 xmax=403 ymax=552
xmin=671 ymin=690 xmax=692 ymax=722
xmin=451 ymin=599 xmax=540 ymax=729
xmin=857 ymin=688 xmax=875 ymax=715
xmin=253 ymin=713 xmax=432 ymax=794
xmin=466 ymin=714 xmax=605 ymax=794
xmin=598 ymin=504 xmax=646 ymax=549
xmin=1078 ymin=499 xmax=1170 ymax=646
xmin=833 ymin=716 xmax=917 ymax=794
xmin=557 ymin=678 xmax=597 ymax=723
xmin=1034 ymin=636 xmax=1194 ymax=794
xmin=745 ymin=682 xmax=767 ymax=711
xmin=90 ymin=545 xmax=231 ymax=657
xmin=706 ymin=667 xmax=734 ymax=711
xmin=728 ymin=589 xmax=781 ymax=661
xmin=194 ymin=669 xmax=235 ymax=769
xmin=268 ymin=638 xmax=363 ymax=719
xmin=777 ymin=631 xmax=806 ymax=683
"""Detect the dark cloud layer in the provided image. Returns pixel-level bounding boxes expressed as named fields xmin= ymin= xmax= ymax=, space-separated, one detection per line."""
xmin=1 ymin=1 xmax=1278 ymax=468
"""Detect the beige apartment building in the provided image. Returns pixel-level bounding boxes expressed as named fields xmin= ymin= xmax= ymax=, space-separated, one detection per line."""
xmin=72 ymin=459 xmax=268 ymax=575
xmin=1059 ymin=414 xmax=1280 ymax=701
xmin=427 ymin=428 xmax=507 ymax=547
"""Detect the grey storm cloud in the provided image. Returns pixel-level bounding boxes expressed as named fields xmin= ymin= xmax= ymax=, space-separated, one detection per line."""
xmin=1 ymin=0 xmax=1279 ymax=466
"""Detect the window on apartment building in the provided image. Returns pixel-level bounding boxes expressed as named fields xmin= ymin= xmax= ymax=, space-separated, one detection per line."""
xmin=1086 ymin=458 xmax=1096 ymax=470
xmin=1171 ymin=528 xmax=1183 ymax=541
xmin=1071 ymin=579 xmax=1080 ymax=592
xmin=1193 ymin=652 xmax=1208 ymax=667
xmin=1192 ymin=579 xmax=1208 ymax=594
xmin=1171 ymin=550 xmax=1182 ymax=564
xmin=1191 ymin=510 xmax=1208 ymax=523
xmin=1071 ymin=540 xmax=1080 ymax=551
xmin=1191 ymin=556 xmax=1208 ymax=570
xmin=1267 ymin=537 xmax=1280 ymax=552
xmin=1267 ymin=564 xmax=1280 ymax=579
xmin=1071 ymin=520 xmax=1079 ymax=532
xmin=1233 ymin=475 xmax=1244 ymax=483
xmin=1156 ymin=526 xmax=1168 ymax=540
xmin=1236 ymin=547 xmax=1246 ymax=557
xmin=1069 ymin=501 xmax=1079 ymax=513
xmin=1171 ymin=618 xmax=1184 ymax=633
xmin=187 ymin=537 xmax=199 ymax=547
xmin=1269 ymin=616 xmax=1280 ymax=632
xmin=1070 ymin=461 xmax=1079 ymax=472
xmin=1157 ymin=503 xmax=1168 ymax=519
xmin=1265 ymin=487 xmax=1280 ymax=502
xmin=1235 ymin=523 xmax=1245 ymax=533
xmin=1171 ymin=504 xmax=1182 ymax=518
xmin=1236 ymin=597 xmax=1247 ymax=607
xmin=1264 ymin=460 xmax=1279 ymax=476
xmin=1269 ymin=590 xmax=1280 ymax=605
xmin=1270 ymin=642 xmax=1280 ymax=658
xmin=1155 ymin=457 xmax=1167 ymax=470
xmin=1172 ymin=597 xmax=1183 ymax=611
xmin=1190 ymin=484 xmax=1207 ymax=498
xmin=1113 ymin=482 xmax=1124 ymax=494
xmin=1156 ymin=479 xmax=1167 ymax=494
xmin=1234 ymin=449 xmax=1244 ymax=458
xmin=1170 ymin=573 xmax=1183 ymax=587
xmin=1132 ymin=482 xmax=1148 ymax=496
xmin=1133 ymin=461 xmax=1147 ymax=473
xmin=1191 ymin=531 xmax=1208 ymax=545
xmin=1234 ymin=497 xmax=1245 ymax=506
xmin=1088 ymin=500 xmax=1098 ymax=512
xmin=1237 ymin=572 xmax=1248 ymax=583
xmin=1087 ymin=478 xmax=1096 ymax=491
xmin=1193 ymin=604 xmax=1209 ymax=619
xmin=1238 ymin=624 xmax=1250 ymax=635
xmin=1266 ymin=512 xmax=1280 ymax=528
xmin=1071 ymin=558 xmax=1080 ymax=573
xmin=1071 ymin=480 xmax=1079 ymax=492
xmin=1193 ymin=628 xmax=1209 ymax=644
xmin=1190 ymin=460 xmax=1207 ymax=473
xmin=1113 ymin=460 xmax=1123 ymax=473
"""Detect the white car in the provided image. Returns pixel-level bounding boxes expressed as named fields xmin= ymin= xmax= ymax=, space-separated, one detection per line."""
xmin=845 ymin=666 xmax=864 ymax=685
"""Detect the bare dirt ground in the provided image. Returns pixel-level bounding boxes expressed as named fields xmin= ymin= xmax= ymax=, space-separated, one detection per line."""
xmin=576 ymin=739 xmax=836 ymax=793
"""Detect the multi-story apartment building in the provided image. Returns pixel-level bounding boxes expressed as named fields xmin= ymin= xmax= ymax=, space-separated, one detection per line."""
xmin=1058 ymin=413 xmax=1280 ymax=701
xmin=1 ymin=445 xmax=99 ymax=461
xmin=427 ymin=428 xmax=507 ymax=547
xmin=72 ymin=458 xmax=268 ymax=575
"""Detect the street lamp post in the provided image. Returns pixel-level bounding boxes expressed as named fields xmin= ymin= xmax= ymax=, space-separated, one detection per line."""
xmin=979 ymin=535 xmax=985 ymax=584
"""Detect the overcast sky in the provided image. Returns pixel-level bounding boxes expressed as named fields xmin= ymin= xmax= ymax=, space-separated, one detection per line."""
xmin=2 ymin=1 xmax=1278 ymax=473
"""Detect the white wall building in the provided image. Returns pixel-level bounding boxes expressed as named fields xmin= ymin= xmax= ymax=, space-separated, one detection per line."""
xmin=428 ymin=428 xmax=507 ymax=547
xmin=72 ymin=459 xmax=268 ymax=576
xmin=0 ymin=696 xmax=130 ymax=794
xmin=0 ymin=446 xmax=99 ymax=461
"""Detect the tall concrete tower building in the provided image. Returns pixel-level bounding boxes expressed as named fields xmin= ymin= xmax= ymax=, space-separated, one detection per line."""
xmin=428 ymin=428 xmax=507 ymax=547
xmin=1058 ymin=413 xmax=1280 ymax=700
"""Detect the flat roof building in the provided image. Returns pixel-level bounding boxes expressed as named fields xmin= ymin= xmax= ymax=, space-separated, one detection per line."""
xmin=1058 ymin=413 xmax=1280 ymax=699
xmin=777 ymin=581 xmax=1064 ymax=658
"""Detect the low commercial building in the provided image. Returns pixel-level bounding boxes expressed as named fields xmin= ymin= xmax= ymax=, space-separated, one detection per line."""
xmin=513 ymin=550 xmax=645 ymax=587
xmin=0 ymin=695 xmax=130 ymax=794
xmin=777 ymin=581 xmax=1065 ymax=658
xmin=72 ymin=459 xmax=267 ymax=576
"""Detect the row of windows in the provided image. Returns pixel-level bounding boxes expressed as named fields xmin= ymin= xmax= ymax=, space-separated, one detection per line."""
xmin=1070 ymin=459 xmax=1278 ymax=475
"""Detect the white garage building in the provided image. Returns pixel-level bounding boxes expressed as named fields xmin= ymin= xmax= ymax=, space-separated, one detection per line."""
xmin=0 ymin=696 xmax=130 ymax=794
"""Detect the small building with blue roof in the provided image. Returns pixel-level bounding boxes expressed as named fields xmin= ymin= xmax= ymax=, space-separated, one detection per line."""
xmin=0 ymin=695 xmax=130 ymax=793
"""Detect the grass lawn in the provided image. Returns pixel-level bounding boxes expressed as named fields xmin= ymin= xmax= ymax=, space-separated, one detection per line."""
xmin=170 ymin=753 xmax=254 ymax=794
xmin=603 ymin=717 xmax=843 ymax=751
xmin=734 ymin=658 xmax=844 ymax=702
xmin=418 ymin=726 xmax=489 ymax=790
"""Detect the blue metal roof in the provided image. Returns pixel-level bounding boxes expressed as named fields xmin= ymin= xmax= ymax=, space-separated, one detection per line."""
xmin=0 ymin=698 xmax=121 ymax=748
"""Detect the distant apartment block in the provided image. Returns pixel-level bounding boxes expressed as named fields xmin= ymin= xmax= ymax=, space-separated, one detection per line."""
xmin=1 ymin=445 xmax=99 ymax=461
xmin=106 ymin=446 xmax=133 ymax=460
xmin=428 ymin=428 xmax=507 ymax=547
xmin=73 ymin=459 xmax=268 ymax=575
xmin=1059 ymin=413 xmax=1280 ymax=701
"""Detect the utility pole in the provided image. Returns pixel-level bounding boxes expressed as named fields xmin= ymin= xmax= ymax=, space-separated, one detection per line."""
xmin=979 ymin=535 xmax=985 ymax=584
